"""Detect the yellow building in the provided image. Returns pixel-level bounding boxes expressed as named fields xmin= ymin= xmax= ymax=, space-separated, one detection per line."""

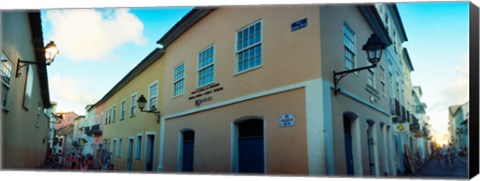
xmin=1 ymin=11 xmax=53 ymax=168
xmin=155 ymin=4 xmax=398 ymax=176
xmin=92 ymin=48 xmax=165 ymax=172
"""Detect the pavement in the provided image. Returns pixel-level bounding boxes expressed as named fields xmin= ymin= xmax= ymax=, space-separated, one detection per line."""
xmin=410 ymin=155 xmax=468 ymax=179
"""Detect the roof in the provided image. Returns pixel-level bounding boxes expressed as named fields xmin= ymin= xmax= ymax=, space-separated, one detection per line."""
xmin=56 ymin=124 xmax=74 ymax=135
xmin=389 ymin=4 xmax=408 ymax=42
xmin=156 ymin=7 xmax=216 ymax=48
xmin=449 ymin=105 xmax=462 ymax=117
xmin=358 ymin=5 xmax=393 ymax=46
xmin=28 ymin=12 xmax=52 ymax=108
xmin=403 ymin=48 xmax=414 ymax=71
xmin=92 ymin=48 xmax=165 ymax=107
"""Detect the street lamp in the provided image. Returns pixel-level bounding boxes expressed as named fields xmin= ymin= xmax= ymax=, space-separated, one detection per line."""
xmin=16 ymin=41 xmax=59 ymax=78
xmin=333 ymin=33 xmax=386 ymax=95
xmin=137 ymin=94 xmax=161 ymax=123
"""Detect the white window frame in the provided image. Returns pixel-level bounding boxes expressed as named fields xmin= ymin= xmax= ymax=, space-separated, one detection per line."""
xmin=136 ymin=134 xmax=142 ymax=160
xmin=130 ymin=92 xmax=137 ymax=118
xmin=197 ymin=45 xmax=215 ymax=88
xmin=367 ymin=59 xmax=376 ymax=88
xmin=343 ymin=22 xmax=356 ymax=71
xmin=173 ymin=62 xmax=185 ymax=97
xmin=112 ymin=105 xmax=117 ymax=123
xmin=235 ymin=19 xmax=263 ymax=75
xmin=148 ymin=81 xmax=159 ymax=110
xmin=1 ymin=53 xmax=13 ymax=110
xmin=120 ymin=99 xmax=126 ymax=120
xmin=23 ymin=64 xmax=34 ymax=110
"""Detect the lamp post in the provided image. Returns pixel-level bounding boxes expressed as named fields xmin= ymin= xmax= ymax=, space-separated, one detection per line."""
xmin=333 ymin=33 xmax=387 ymax=95
xmin=137 ymin=94 xmax=161 ymax=123
xmin=16 ymin=41 xmax=59 ymax=78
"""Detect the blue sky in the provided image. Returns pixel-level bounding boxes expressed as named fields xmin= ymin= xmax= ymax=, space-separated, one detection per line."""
xmin=40 ymin=2 xmax=469 ymax=136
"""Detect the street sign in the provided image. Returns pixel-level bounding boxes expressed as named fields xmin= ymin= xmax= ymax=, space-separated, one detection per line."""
xmin=280 ymin=113 xmax=295 ymax=127
xmin=291 ymin=18 xmax=308 ymax=32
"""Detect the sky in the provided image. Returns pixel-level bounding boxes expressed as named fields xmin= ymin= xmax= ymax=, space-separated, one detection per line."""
xmin=38 ymin=1 xmax=470 ymax=137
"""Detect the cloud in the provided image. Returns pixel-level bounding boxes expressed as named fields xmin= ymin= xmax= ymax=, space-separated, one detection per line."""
xmin=442 ymin=57 xmax=469 ymax=106
xmin=45 ymin=8 xmax=147 ymax=61
xmin=49 ymin=74 xmax=97 ymax=114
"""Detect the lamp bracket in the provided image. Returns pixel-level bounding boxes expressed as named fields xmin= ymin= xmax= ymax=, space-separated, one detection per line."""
xmin=140 ymin=109 xmax=161 ymax=123
xmin=333 ymin=64 xmax=376 ymax=95
xmin=16 ymin=59 xmax=38 ymax=78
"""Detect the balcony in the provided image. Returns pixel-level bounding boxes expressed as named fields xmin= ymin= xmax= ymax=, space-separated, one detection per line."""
xmin=390 ymin=99 xmax=402 ymax=121
xmin=89 ymin=124 xmax=102 ymax=136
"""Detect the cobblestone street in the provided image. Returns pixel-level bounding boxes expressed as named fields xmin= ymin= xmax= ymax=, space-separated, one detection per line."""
xmin=411 ymin=156 xmax=468 ymax=179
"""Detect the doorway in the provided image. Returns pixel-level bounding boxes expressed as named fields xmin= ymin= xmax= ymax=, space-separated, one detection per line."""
xmin=237 ymin=119 xmax=264 ymax=173
xmin=182 ymin=130 xmax=195 ymax=172
xmin=127 ymin=138 xmax=134 ymax=171
xmin=145 ymin=134 xmax=155 ymax=171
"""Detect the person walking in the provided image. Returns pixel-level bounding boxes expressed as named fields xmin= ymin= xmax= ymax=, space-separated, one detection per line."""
xmin=450 ymin=144 xmax=456 ymax=164
xmin=442 ymin=144 xmax=449 ymax=166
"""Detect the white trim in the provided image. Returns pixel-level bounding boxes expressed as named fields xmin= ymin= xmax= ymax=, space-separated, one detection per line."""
xmin=120 ymin=98 xmax=127 ymax=120
xmin=173 ymin=62 xmax=186 ymax=98
xmin=197 ymin=44 xmax=215 ymax=88
xmin=158 ymin=118 xmax=166 ymax=172
xmin=177 ymin=131 xmax=183 ymax=172
xmin=148 ymin=81 xmax=159 ymax=110
xmin=130 ymin=92 xmax=138 ymax=118
xmin=234 ymin=19 xmax=263 ymax=75
xmin=306 ymin=79 xmax=327 ymax=175
xmin=144 ymin=132 xmax=156 ymax=171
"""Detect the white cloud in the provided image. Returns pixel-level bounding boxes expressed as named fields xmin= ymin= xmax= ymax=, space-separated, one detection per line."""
xmin=49 ymin=74 xmax=97 ymax=114
xmin=45 ymin=8 xmax=147 ymax=61
xmin=442 ymin=57 xmax=469 ymax=105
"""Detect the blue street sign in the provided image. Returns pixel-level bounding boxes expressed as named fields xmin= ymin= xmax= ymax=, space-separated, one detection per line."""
xmin=291 ymin=18 xmax=308 ymax=32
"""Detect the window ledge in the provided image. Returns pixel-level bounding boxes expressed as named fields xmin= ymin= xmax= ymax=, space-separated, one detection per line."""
xmin=365 ymin=85 xmax=380 ymax=99
xmin=234 ymin=65 xmax=263 ymax=77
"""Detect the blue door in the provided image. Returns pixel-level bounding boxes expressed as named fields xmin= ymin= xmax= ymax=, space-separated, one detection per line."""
xmin=344 ymin=134 xmax=354 ymax=175
xmin=239 ymin=136 xmax=264 ymax=173
xmin=238 ymin=119 xmax=264 ymax=173
xmin=182 ymin=141 xmax=194 ymax=171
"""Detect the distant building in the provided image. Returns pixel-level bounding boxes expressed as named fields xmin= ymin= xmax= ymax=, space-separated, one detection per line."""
xmin=54 ymin=112 xmax=78 ymax=158
xmin=448 ymin=101 xmax=469 ymax=152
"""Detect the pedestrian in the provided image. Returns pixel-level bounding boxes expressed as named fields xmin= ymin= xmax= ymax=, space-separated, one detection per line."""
xmin=442 ymin=144 xmax=449 ymax=166
xmin=450 ymin=144 xmax=456 ymax=164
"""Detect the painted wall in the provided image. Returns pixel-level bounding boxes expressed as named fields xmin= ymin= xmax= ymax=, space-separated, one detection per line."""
xmin=163 ymin=88 xmax=308 ymax=174
xmin=1 ymin=11 xmax=50 ymax=169
xmin=162 ymin=6 xmax=322 ymax=116
xmin=100 ymin=54 xmax=165 ymax=172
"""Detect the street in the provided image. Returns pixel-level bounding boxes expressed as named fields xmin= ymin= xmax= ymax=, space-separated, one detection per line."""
xmin=409 ymin=155 xmax=468 ymax=179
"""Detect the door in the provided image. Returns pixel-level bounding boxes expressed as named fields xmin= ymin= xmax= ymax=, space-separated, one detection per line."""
xmin=344 ymin=119 xmax=354 ymax=175
xmin=238 ymin=119 xmax=264 ymax=173
xmin=182 ymin=131 xmax=194 ymax=172
xmin=127 ymin=139 xmax=133 ymax=171
xmin=367 ymin=125 xmax=376 ymax=176
xmin=145 ymin=134 xmax=154 ymax=171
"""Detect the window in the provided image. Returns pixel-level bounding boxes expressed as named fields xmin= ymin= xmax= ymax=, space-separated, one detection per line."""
xmin=380 ymin=67 xmax=386 ymax=96
xmin=1 ymin=53 xmax=12 ymax=109
xmin=393 ymin=31 xmax=397 ymax=54
xmin=23 ymin=65 xmax=34 ymax=109
xmin=174 ymin=63 xmax=185 ymax=97
xmin=100 ymin=112 xmax=104 ymax=125
xmin=118 ymin=138 xmax=122 ymax=158
xmin=121 ymin=99 xmax=126 ymax=120
xmin=130 ymin=93 xmax=137 ymax=117
xmin=198 ymin=46 xmax=215 ymax=87
xmin=112 ymin=105 xmax=116 ymax=123
xmin=149 ymin=82 xmax=158 ymax=110
xmin=343 ymin=22 xmax=356 ymax=70
xmin=136 ymin=135 xmax=142 ymax=160
xmin=236 ymin=20 xmax=262 ymax=73
xmin=367 ymin=59 xmax=375 ymax=88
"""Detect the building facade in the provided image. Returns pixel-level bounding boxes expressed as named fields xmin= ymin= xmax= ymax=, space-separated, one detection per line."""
xmin=1 ymin=11 xmax=52 ymax=169
xmin=91 ymin=48 xmax=165 ymax=172
xmin=154 ymin=4 xmax=411 ymax=176
xmin=448 ymin=101 xmax=469 ymax=152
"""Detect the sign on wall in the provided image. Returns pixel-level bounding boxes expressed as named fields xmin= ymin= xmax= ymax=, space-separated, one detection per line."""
xmin=280 ymin=113 xmax=296 ymax=127
xmin=291 ymin=18 xmax=308 ymax=32
xmin=393 ymin=123 xmax=409 ymax=134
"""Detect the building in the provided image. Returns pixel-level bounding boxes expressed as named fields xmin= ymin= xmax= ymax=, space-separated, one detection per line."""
xmin=154 ymin=4 xmax=411 ymax=176
xmin=448 ymin=101 xmax=469 ymax=152
xmin=412 ymin=86 xmax=429 ymax=161
xmin=91 ymin=48 xmax=165 ymax=171
xmin=54 ymin=112 xmax=78 ymax=159
xmin=1 ymin=11 xmax=53 ymax=169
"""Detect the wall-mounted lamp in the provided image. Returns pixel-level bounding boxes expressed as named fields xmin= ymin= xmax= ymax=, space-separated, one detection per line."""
xmin=137 ymin=94 xmax=161 ymax=123
xmin=333 ymin=33 xmax=386 ymax=95
xmin=16 ymin=41 xmax=59 ymax=78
